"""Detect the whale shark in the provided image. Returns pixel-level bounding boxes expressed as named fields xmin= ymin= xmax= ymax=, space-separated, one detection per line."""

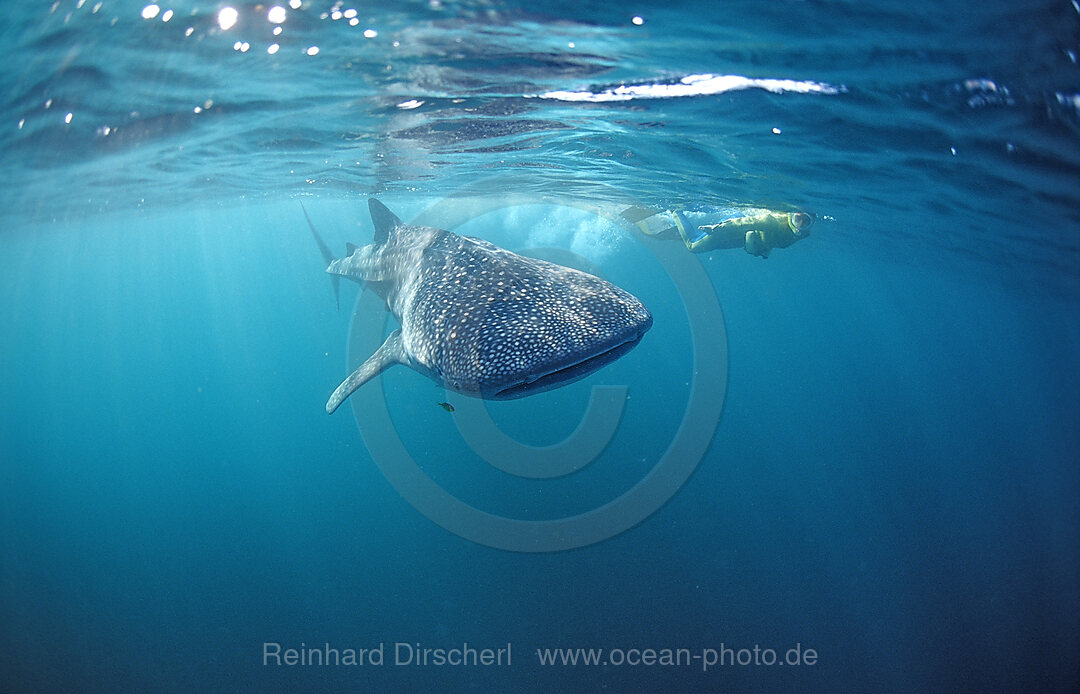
xmin=306 ymin=199 xmax=653 ymax=414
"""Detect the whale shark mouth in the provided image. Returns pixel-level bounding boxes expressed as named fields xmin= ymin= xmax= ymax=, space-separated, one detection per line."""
xmin=486 ymin=332 xmax=646 ymax=400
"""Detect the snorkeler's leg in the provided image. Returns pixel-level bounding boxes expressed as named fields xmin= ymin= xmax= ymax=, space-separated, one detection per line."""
xmin=677 ymin=216 xmax=697 ymax=249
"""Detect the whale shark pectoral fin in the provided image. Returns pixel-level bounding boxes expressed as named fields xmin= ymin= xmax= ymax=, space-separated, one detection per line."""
xmin=326 ymin=329 xmax=408 ymax=415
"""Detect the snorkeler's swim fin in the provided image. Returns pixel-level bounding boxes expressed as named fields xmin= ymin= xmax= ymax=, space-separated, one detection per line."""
xmin=623 ymin=207 xmax=690 ymax=241
xmin=620 ymin=206 xmax=658 ymax=225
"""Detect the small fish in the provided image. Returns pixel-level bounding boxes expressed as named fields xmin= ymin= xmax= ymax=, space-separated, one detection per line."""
xmin=437 ymin=401 xmax=455 ymax=412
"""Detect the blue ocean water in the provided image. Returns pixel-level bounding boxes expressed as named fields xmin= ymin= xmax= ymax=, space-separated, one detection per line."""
xmin=2 ymin=0 xmax=1079 ymax=692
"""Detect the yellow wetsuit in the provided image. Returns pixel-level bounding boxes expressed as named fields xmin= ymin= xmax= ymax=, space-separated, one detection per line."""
xmin=684 ymin=212 xmax=806 ymax=257
xmin=623 ymin=206 xmax=811 ymax=258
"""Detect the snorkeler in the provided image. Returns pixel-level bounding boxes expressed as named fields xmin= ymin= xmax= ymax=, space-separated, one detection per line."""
xmin=624 ymin=206 xmax=814 ymax=258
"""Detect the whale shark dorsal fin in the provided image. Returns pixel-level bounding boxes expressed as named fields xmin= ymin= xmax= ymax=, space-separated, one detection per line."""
xmin=346 ymin=242 xmax=359 ymax=255
xmin=368 ymin=198 xmax=403 ymax=245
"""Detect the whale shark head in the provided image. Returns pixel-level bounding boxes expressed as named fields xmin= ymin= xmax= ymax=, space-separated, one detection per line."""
xmin=312 ymin=199 xmax=652 ymax=413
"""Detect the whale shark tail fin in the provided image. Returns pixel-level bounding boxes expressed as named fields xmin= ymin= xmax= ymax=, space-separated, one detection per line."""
xmin=368 ymin=198 xmax=404 ymax=245
xmin=301 ymin=202 xmax=341 ymax=310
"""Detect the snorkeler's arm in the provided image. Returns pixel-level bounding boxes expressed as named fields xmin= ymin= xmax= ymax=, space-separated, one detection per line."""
xmin=745 ymin=230 xmax=771 ymax=258
xmin=682 ymin=220 xmax=747 ymax=252
xmin=734 ymin=214 xmax=793 ymax=257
